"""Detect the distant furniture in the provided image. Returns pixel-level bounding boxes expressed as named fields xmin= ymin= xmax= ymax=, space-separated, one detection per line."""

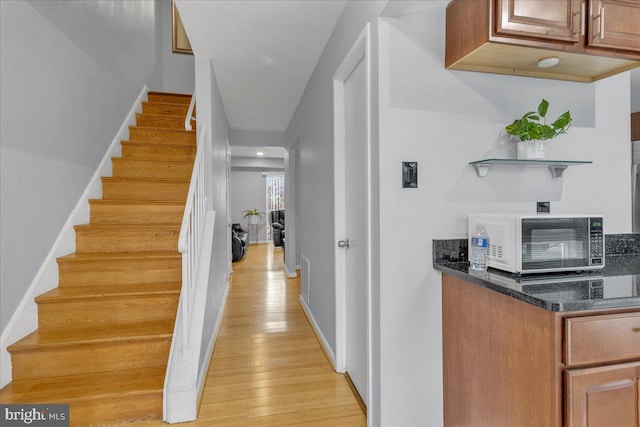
xmin=271 ymin=210 xmax=285 ymax=247
xmin=231 ymin=223 xmax=248 ymax=262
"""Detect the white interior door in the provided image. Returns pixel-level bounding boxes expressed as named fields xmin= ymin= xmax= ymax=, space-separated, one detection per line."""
xmin=334 ymin=25 xmax=370 ymax=410
xmin=343 ymin=56 xmax=368 ymax=404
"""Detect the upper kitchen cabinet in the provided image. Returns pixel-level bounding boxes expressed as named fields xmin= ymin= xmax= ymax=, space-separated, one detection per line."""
xmin=446 ymin=0 xmax=640 ymax=82
xmin=586 ymin=0 xmax=640 ymax=53
xmin=495 ymin=0 xmax=582 ymax=43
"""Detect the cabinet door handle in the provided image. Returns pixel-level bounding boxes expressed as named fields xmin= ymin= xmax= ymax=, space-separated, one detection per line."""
xmin=592 ymin=6 xmax=605 ymax=40
xmin=581 ymin=3 xmax=585 ymax=36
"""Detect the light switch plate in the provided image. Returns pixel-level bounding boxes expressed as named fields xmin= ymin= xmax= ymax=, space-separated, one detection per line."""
xmin=402 ymin=162 xmax=418 ymax=188
xmin=537 ymin=201 xmax=550 ymax=213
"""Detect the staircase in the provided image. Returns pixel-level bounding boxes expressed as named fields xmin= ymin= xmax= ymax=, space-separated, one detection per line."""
xmin=0 ymin=92 xmax=196 ymax=426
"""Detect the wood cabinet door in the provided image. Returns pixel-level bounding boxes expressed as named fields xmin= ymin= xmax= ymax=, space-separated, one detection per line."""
xmin=495 ymin=0 xmax=582 ymax=42
xmin=566 ymin=361 xmax=640 ymax=427
xmin=588 ymin=0 xmax=640 ymax=52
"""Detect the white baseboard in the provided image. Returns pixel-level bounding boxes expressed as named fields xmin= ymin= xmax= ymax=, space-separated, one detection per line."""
xmin=298 ymin=295 xmax=335 ymax=370
xmin=284 ymin=264 xmax=297 ymax=278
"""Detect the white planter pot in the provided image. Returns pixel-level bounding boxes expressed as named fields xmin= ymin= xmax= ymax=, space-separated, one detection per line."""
xmin=517 ymin=140 xmax=546 ymax=160
xmin=248 ymin=215 xmax=259 ymax=225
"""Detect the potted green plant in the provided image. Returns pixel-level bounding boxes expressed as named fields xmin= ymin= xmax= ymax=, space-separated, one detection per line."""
xmin=505 ymin=99 xmax=572 ymax=160
xmin=243 ymin=208 xmax=265 ymax=225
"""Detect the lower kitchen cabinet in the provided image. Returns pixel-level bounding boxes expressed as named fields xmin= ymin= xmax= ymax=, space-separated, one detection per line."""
xmin=442 ymin=274 xmax=640 ymax=427
xmin=566 ymin=362 xmax=640 ymax=427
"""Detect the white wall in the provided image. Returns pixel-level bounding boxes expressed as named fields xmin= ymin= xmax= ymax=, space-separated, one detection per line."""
xmin=377 ymin=5 xmax=632 ymax=426
xmin=160 ymin=0 xmax=195 ymax=94
xmin=284 ymin=144 xmax=299 ymax=275
xmin=0 ymin=0 xmax=166 ymax=334
xmin=194 ymin=56 xmax=231 ymax=370
xmin=230 ymin=170 xmax=271 ymax=243
xmin=230 ymin=129 xmax=286 ymax=147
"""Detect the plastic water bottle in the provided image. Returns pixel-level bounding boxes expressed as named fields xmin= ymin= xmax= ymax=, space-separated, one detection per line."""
xmin=470 ymin=225 xmax=489 ymax=271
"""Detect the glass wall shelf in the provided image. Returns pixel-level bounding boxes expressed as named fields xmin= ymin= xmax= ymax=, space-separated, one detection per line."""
xmin=469 ymin=159 xmax=592 ymax=178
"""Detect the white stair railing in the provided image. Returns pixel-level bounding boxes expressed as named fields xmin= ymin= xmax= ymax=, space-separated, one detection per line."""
xmin=185 ymin=91 xmax=196 ymax=131
xmin=165 ymin=90 xmax=216 ymax=422
xmin=177 ymin=120 xmax=206 ymax=359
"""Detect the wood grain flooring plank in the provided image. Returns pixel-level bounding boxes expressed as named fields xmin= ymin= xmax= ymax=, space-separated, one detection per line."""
xmin=119 ymin=244 xmax=364 ymax=426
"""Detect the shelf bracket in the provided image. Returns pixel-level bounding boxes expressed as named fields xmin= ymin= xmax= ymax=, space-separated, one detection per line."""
xmin=472 ymin=163 xmax=492 ymax=177
xmin=548 ymin=165 xmax=568 ymax=178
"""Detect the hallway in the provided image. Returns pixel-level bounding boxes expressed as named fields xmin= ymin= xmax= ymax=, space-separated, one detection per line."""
xmin=131 ymin=244 xmax=365 ymax=426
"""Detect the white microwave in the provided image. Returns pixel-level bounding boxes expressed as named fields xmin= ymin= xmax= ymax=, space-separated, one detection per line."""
xmin=469 ymin=214 xmax=605 ymax=274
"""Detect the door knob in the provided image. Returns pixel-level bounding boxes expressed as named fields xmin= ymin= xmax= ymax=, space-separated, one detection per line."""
xmin=338 ymin=239 xmax=350 ymax=248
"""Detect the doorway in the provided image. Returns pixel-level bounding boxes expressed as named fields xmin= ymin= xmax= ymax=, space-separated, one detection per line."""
xmin=333 ymin=24 xmax=371 ymax=411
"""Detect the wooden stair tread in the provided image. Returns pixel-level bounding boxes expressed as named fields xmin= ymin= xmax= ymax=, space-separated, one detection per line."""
xmin=102 ymin=176 xmax=190 ymax=183
xmin=129 ymin=125 xmax=195 ymax=134
xmin=88 ymin=200 xmax=185 ymax=225
xmin=120 ymin=141 xmax=197 ymax=157
xmin=148 ymin=91 xmax=191 ymax=96
xmin=88 ymin=199 xmax=185 ymax=206
xmin=112 ymin=158 xmax=194 ymax=166
xmin=141 ymin=101 xmax=195 ymax=113
xmin=74 ymin=223 xmax=181 ymax=230
xmin=148 ymin=91 xmax=192 ymax=103
xmin=0 ymin=366 xmax=165 ymax=403
xmin=121 ymin=140 xmax=196 ymax=148
xmin=135 ymin=114 xmax=195 ymax=130
xmin=8 ymin=320 xmax=175 ymax=351
xmin=143 ymin=100 xmax=191 ymax=107
xmin=35 ymin=282 xmax=181 ymax=302
xmin=137 ymin=112 xmax=187 ymax=120
xmin=57 ymin=251 xmax=180 ymax=262
xmin=148 ymin=91 xmax=192 ymax=97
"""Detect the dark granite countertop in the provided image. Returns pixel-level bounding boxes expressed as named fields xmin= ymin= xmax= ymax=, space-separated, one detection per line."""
xmin=433 ymin=235 xmax=640 ymax=312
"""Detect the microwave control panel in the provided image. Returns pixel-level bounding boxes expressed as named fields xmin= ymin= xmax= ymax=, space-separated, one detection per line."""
xmin=589 ymin=217 xmax=604 ymax=266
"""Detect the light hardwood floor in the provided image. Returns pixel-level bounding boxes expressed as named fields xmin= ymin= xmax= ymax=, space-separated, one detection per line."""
xmin=128 ymin=243 xmax=366 ymax=426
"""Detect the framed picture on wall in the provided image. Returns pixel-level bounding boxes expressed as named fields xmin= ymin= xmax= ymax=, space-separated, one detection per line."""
xmin=172 ymin=1 xmax=193 ymax=54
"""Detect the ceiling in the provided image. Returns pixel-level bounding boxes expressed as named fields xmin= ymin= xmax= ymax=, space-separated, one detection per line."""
xmin=174 ymin=0 xmax=347 ymax=132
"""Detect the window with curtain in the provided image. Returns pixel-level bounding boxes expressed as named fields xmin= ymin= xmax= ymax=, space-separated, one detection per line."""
xmin=265 ymin=174 xmax=285 ymax=239
xmin=266 ymin=174 xmax=285 ymax=212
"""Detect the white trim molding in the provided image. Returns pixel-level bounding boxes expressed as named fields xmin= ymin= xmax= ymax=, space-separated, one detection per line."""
xmin=0 ymin=86 xmax=149 ymax=388
xmin=284 ymin=264 xmax=298 ymax=278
